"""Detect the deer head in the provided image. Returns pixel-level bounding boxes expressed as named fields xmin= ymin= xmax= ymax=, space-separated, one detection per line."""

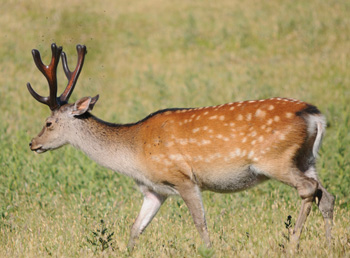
xmin=28 ymin=43 xmax=99 ymax=153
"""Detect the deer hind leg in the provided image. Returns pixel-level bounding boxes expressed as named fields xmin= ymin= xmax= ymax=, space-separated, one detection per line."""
xmin=270 ymin=167 xmax=318 ymax=247
xmin=305 ymin=166 xmax=335 ymax=244
xmin=289 ymin=173 xmax=319 ymax=247
xmin=316 ymin=182 xmax=335 ymax=244
xmin=177 ymin=182 xmax=211 ymax=247
xmin=128 ymin=186 xmax=166 ymax=250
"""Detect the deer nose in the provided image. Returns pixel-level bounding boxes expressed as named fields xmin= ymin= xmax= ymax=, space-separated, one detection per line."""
xmin=29 ymin=142 xmax=32 ymax=148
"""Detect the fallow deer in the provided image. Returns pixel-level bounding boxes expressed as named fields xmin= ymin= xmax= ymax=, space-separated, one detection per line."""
xmin=27 ymin=43 xmax=334 ymax=250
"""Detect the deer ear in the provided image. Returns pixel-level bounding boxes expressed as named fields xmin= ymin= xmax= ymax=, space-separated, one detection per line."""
xmin=89 ymin=95 xmax=99 ymax=110
xmin=71 ymin=95 xmax=99 ymax=116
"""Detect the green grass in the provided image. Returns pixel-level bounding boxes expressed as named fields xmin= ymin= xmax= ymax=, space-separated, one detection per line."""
xmin=1 ymin=0 xmax=350 ymax=256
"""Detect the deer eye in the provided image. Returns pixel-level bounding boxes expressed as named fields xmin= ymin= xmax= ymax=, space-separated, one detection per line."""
xmin=46 ymin=122 xmax=52 ymax=127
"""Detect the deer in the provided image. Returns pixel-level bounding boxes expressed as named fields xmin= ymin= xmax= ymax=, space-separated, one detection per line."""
xmin=27 ymin=43 xmax=334 ymax=250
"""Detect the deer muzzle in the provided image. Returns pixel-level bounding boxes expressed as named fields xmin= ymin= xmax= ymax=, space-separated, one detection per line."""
xmin=29 ymin=140 xmax=46 ymax=154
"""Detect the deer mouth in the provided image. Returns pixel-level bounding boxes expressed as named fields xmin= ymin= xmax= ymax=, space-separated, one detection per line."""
xmin=33 ymin=147 xmax=48 ymax=154
xmin=30 ymin=143 xmax=48 ymax=154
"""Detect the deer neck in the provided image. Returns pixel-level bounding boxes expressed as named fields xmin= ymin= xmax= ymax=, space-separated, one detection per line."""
xmin=68 ymin=113 xmax=143 ymax=179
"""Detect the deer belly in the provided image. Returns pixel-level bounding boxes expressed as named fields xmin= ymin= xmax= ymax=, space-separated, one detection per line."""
xmin=198 ymin=165 xmax=269 ymax=193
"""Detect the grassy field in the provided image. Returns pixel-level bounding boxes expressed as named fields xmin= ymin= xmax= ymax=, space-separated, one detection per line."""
xmin=1 ymin=0 xmax=350 ymax=256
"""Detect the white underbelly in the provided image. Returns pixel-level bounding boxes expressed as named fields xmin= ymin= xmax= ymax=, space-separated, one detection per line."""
xmin=197 ymin=165 xmax=269 ymax=193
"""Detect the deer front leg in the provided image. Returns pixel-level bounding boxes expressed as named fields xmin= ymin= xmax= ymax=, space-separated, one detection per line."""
xmin=177 ymin=183 xmax=211 ymax=247
xmin=128 ymin=186 xmax=166 ymax=250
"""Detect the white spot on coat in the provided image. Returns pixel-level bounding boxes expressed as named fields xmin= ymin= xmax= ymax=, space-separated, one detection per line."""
xmin=164 ymin=141 xmax=174 ymax=147
xmin=246 ymin=113 xmax=252 ymax=121
xmin=250 ymin=131 xmax=257 ymax=137
xmin=169 ymin=154 xmax=183 ymax=161
xmin=189 ymin=138 xmax=197 ymax=143
xmin=178 ymin=139 xmax=188 ymax=145
xmin=285 ymin=112 xmax=293 ymax=118
xmin=202 ymin=139 xmax=211 ymax=145
xmin=235 ymin=148 xmax=241 ymax=156
xmin=258 ymin=135 xmax=264 ymax=142
xmin=255 ymin=109 xmax=266 ymax=118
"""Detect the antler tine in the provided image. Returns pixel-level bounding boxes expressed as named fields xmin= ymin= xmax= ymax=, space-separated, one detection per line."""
xmin=27 ymin=82 xmax=49 ymax=105
xmin=59 ymin=44 xmax=87 ymax=103
xmin=27 ymin=43 xmax=62 ymax=111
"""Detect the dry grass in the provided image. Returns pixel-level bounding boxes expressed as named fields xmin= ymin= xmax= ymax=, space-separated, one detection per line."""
xmin=1 ymin=0 xmax=350 ymax=257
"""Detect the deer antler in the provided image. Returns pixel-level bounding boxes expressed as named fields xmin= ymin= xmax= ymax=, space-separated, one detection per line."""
xmin=27 ymin=43 xmax=62 ymax=111
xmin=60 ymin=44 xmax=87 ymax=104
xmin=27 ymin=43 xmax=87 ymax=110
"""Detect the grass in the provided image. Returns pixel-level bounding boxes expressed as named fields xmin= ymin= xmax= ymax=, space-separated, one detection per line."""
xmin=1 ymin=0 xmax=350 ymax=256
